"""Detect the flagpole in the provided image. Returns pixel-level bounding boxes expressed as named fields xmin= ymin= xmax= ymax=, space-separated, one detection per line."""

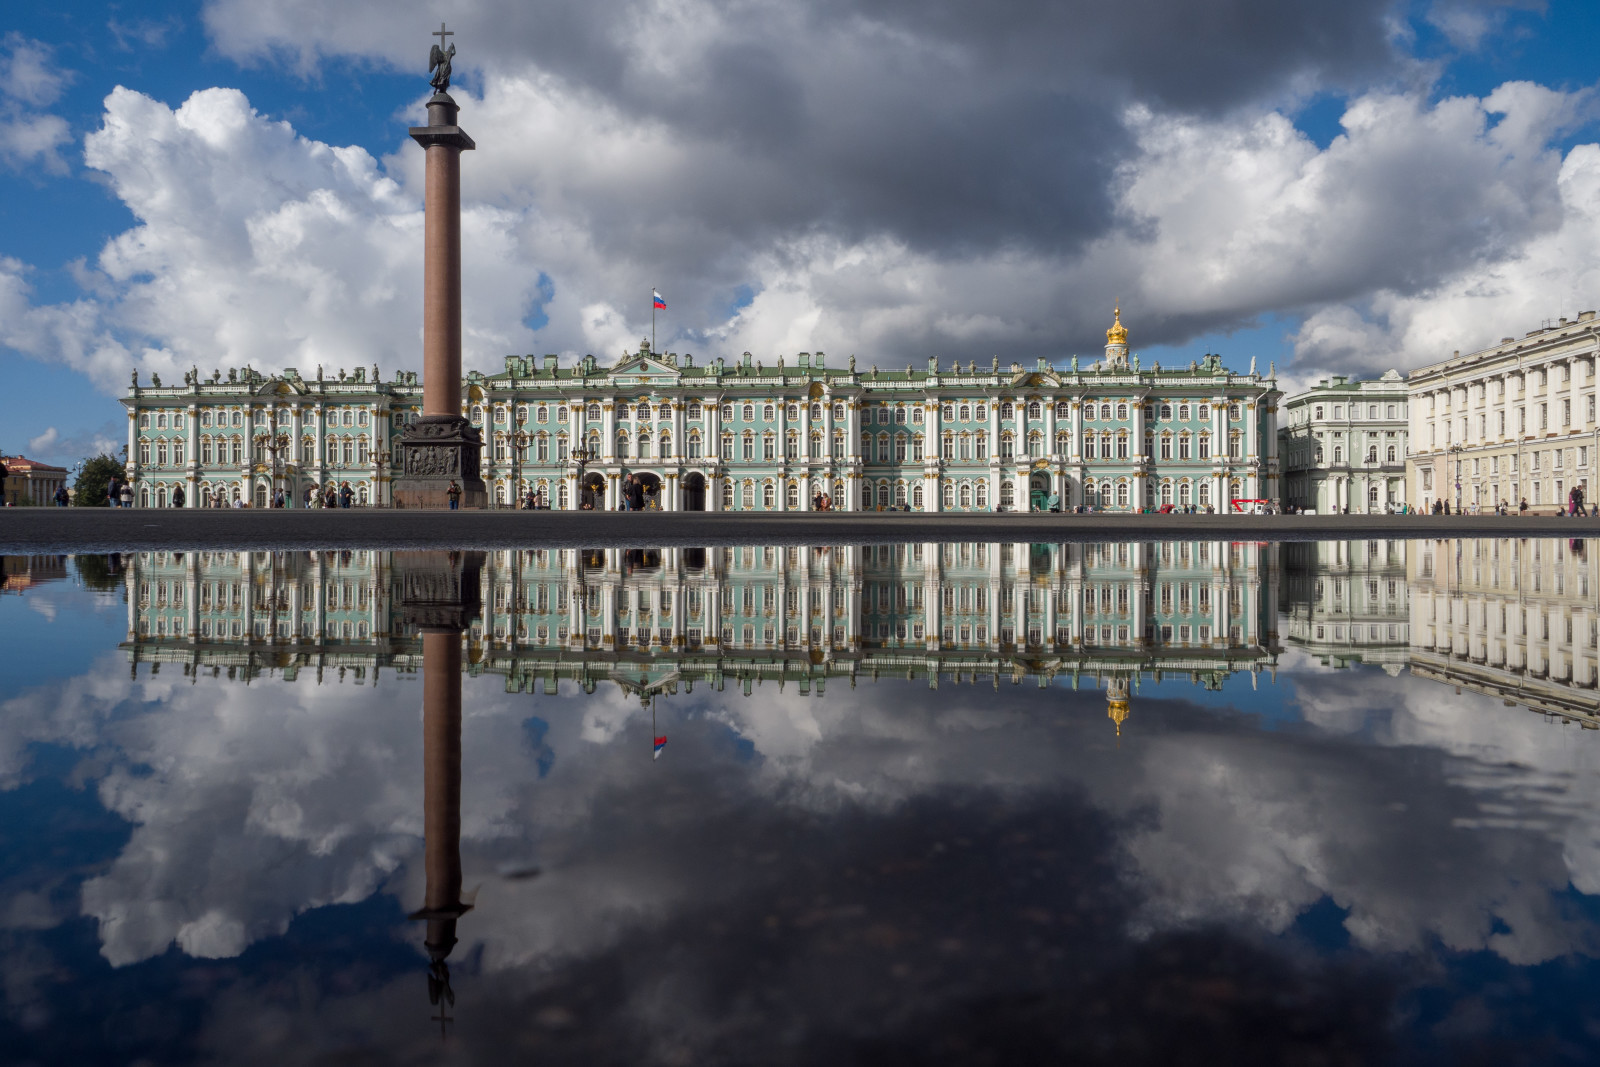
xmin=651 ymin=287 xmax=656 ymax=353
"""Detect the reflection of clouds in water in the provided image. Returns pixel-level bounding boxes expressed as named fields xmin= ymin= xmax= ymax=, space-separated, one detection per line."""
xmin=6 ymin=649 xmax=1600 ymax=972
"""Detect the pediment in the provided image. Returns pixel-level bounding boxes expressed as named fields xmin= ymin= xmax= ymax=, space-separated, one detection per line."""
xmin=1009 ymin=370 xmax=1061 ymax=388
xmin=609 ymin=355 xmax=682 ymax=383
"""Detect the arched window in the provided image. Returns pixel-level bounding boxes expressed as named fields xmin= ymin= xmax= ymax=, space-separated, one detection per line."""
xmin=140 ymin=486 xmax=150 ymax=507
xmin=1199 ymin=482 xmax=1211 ymax=508
xmin=1001 ymin=402 xmax=1014 ymax=420
xmin=894 ymin=483 xmax=907 ymax=506
xmin=742 ymin=404 xmax=755 ymax=421
xmin=832 ymin=480 xmax=845 ymax=508
xmin=232 ymin=437 xmax=244 ymax=465
xmin=976 ymin=481 xmax=988 ymax=508
xmin=617 ymin=403 xmax=630 ymax=420
xmin=558 ymin=481 xmax=569 ymax=509
xmin=941 ymin=482 xmax=954 ymax=508
xmin=1028 ymin=433 xmax=1042 ymax=458
xmin=1099 ymin=404 xmax=1112 ymax=420
xmin=959 ymin=404 xmax=971 ymax=421
xmin=637 ymin=432 xmax=651 ymax=459
xmin=786 ymin=481 xmax=800 ymax=508
xmin=762 ymin=482 xmax=776 ymax=508
xmin=959 ymin=482 xmax=972 ymax=508
xmin=1179 ymin=481 xmax=1192 ymax=506
xmin=877 ymin=483 xmax=891 ymax=508
xmin=587 ymin=403 xmax=601 ymax=421
xmin=1117 ymin=482 xmax=1130 ymax=508
xmin=689 ymin=433 xmax=702 ymax=458
xmin=1027 ymin=402 xmax=1041 ymax=419
xmin=1055 ymin=402 xmax=1069 ymax=418
xmin=763 ymin=404 xmax=775 ymax=422
xmin=659 ymin=433 xmax=672 ymax=459
xmin=1386 ymin=445 xmax=1397 ymax=463
xmin=1000 ymin=482 xmax=1014 ymax=508
xmin=356 ymin=437 xmax=368 ymax=465
xmin=688 ymin=402 xmax=702 ymax=418
xmin=723 ymin=480 xmax=735 ymax=509
xmin=1161 ymin=481 xmax=1173 ymax=504
xmin=742 ymin=480 xmax=756 ymax=508
xmin=358 ymin=484 xmax=369 ymax=505
xmin=911 ymin=408 xmax=924 ymax=424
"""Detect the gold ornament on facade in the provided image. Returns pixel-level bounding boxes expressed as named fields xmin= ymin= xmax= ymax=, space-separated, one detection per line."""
xmin=1106 ymin=303 xmax=1129 ymax=346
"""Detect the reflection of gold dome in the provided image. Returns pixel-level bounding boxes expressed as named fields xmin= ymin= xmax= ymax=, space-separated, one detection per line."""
xmin=1106 ymin=676 xmax=1130 ymax=738
xmin=1106 ymin=304 xmax=1128 ymax=346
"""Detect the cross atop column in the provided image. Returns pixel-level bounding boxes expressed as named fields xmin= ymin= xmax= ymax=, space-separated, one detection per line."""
xmin=433 ymin=22 xmax=453 ymax=48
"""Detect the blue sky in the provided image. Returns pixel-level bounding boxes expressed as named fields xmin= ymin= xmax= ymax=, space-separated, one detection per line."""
xmin=4 ymin=0 xmax=1600 ymax=468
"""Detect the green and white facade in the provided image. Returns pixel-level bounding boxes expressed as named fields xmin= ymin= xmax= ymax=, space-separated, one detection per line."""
xmin=118 ymin=309 xmax=1280 ymax=510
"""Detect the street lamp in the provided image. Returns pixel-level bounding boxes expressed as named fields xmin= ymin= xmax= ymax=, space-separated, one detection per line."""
xmin=1448 ymin=443 xmax=1463 ymax=513
xmin=571 ymin=445 xmax=592 ymax=511
xmin=511 ymin=429 xmax=531 ymax=509
xmin=253 ymin=428 xmax=292 ymax=507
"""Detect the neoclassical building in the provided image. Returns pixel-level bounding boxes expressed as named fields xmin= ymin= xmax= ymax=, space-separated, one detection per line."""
xmin=1279 ymin=371 xmax=1408 ymax=513
xmin=119 ymin=309 xmax=1280 ymax=510
xmin=1408 ymin=312 xmax=1600 ymax=512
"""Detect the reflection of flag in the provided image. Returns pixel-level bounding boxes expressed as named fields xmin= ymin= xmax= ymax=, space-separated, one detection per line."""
xmin=653 ymin=735 xmax=668 ymax=760
xmin=652 ymin=289 xmax=667 ymax=310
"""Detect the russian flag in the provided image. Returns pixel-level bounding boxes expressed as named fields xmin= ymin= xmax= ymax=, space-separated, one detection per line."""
xmin=653 ymin=735 xmax=668 ymax=760
xmin=652 ymin=289 xmax=667 ymax=310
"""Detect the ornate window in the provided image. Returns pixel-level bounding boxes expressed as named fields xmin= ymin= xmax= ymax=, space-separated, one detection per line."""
xmin=975 ymin=480 xmax=988 ymax=508
xmin=1160 ymin=435 xmax=1173 ymax=460
xmin=688 ymin=402 xmax=702 ymax=419
xmin=1027 ymin=401 xmax=1041 ymax=419
xmin=959 ymin=482 xmax=972 ymax=508
xmin=139 ymin=439 xmax=151 ymax=464
xmin=763 ymin=482 xmax=776 ymax=508
xmin=763 ymin=404 xmax=775 ymax=421
xmin=912 ymin=408 xmax=924 ymax=424
xmin=587 ymin=403 xmax=601 ymax=420
xmin=1159 ymin=404 xmax=1172 ymax=420
xmin=1198 ymin=433 xmax=1211 ymax=459
xmin=1100 ymin=404 xmax=1112 ymax=420
xmin=942 ymin=482 xmax=955 ymax=508
xmin=1001 ymin=402 xmax=1015 ymax=420
xmin=1055 ymin=402 xmax=1069 ymax=418
xmin=764 ymin=435 xmax=777 ymax=460
xmin=1178 ymin=434 xmax=1191 ymax=460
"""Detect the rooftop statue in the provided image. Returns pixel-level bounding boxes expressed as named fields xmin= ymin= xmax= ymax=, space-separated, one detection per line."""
xmin=429 ymin=23 xmax=456 ymax=92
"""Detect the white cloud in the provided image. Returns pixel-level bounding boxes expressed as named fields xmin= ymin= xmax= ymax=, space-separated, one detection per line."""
xmin=25 ymin=427 xmax=57 ymax=454
xmin=0 ymin=34 xmax=72 ymax=174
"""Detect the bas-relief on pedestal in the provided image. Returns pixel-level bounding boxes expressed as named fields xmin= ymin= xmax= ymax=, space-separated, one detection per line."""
xmin=395 ymin=414 xmax=487 ymax=510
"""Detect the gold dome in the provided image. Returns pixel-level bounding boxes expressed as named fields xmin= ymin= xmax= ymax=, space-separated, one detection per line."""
xmin=1106 ymin=303 xmax=1128 ymax=346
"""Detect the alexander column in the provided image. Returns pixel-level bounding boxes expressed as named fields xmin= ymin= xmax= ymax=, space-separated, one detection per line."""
xmin=394 ymin=23 xmax=488 ymax=509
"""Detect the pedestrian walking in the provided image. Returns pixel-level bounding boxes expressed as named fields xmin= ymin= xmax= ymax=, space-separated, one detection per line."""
xmin=119 ymin=483 xmax=133 ymax=508
xmin=340 ymin=483 xmax=354 ymax=509
xmin=172 ymin=486 xmax=185 ymax=508
xmin=106 ymin=477 xmax=119 ymax=508
xmin=54 ymin=486 xmax=68 ymax=506
xmin=446 ymin=480 xmax=462 ymax=510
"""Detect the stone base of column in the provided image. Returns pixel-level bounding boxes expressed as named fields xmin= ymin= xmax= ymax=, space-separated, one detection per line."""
xmin=392 ymin=415 xmax=489 ymax=509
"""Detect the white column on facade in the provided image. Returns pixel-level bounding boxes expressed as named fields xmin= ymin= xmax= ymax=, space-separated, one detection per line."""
xmin=601 ymin=401 xmax=616 ymax=463
xmin=179 ymin=403 xmax=196 ymax=506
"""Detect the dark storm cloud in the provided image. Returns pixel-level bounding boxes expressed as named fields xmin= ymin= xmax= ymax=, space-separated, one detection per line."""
xmin=207 ymin=0 xmax=1407 ymax=264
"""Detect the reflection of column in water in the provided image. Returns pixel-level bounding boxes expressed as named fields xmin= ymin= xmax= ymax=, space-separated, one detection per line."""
xmin=410 ymin=631 xmax=471 ymax=1032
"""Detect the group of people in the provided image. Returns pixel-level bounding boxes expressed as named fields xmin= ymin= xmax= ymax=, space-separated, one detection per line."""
xmin=104 ymin=476 xmax=134 ymax=507
xmin=812 ymin=490 xmax=835 ymax=511
xmin=618 ymin=474 xmax=658 ymax=511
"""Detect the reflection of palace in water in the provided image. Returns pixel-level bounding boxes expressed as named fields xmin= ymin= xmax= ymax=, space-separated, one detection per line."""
xmin=1279 ymin=540 xmax=1411 ymax=672
xmin=118 ymin=541 xmax=1281 ymax=732
xmin=1409 ymin=537 xmax=1600 ymax=729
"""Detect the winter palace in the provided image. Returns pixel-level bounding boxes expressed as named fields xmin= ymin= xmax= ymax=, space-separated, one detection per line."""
xmin=118 ymin=308 xmax=1281 ymax=510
